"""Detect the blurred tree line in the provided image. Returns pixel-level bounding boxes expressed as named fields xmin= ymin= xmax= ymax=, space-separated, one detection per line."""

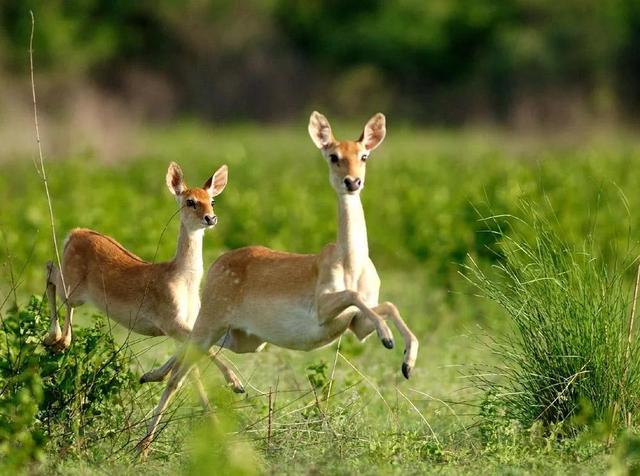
xmin=0 ymin=0 xmax=639 ymax=125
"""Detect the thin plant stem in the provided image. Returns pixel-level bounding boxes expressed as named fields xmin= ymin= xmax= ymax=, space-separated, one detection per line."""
xmin=29 ymin=11 xmax=68 ymax=300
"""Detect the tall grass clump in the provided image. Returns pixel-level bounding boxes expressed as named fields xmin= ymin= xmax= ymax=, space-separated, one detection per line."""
xmin=464 ymin=209 xmax=640 ymax=436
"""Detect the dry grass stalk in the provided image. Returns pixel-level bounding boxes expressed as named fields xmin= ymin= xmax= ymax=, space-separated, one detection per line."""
xmin=29 ymin=11 xmax=68 ymax=301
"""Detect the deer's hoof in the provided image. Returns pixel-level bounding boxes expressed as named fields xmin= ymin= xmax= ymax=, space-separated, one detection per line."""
xmin=382 ymin=338 xmax=394 ymax=349
xmin=402 ymin=362 xmax=412 ymax=380
xmin=232 ymin=384 xmax=245 ymax=394
xmin=51 ymin=337 xmax=71 ymax=353
xmin=44 ymin=336 xmax=69 ymax=354
xmin=43 ymin=332 xmax=61 ymax=348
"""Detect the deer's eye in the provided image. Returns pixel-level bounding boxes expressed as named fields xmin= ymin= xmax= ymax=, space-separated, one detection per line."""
xmin=186 ymin=199 xmax=196 ymax=208
xmin=329 ymin=154 xmax=339 ymax=164
xmin=361 ymin=155 xmax=369 ymax=162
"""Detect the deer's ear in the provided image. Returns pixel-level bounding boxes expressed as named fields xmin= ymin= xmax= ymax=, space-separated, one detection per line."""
xmin=204 ymin=164 xmax=228 ymax=197
xmin=358 ymin=113 xmax=386 ymax=151
xmin=166 ymin=162 xmax=186 ymax=196
xmin=308 ymin=111 xmax=335 ymax=149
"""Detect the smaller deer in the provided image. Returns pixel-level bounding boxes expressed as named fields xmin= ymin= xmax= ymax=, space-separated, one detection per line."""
xmin=44 ymin=162 xmax=243 ymax=393
xmin=137 ymin=112 xmax=419 ymax=456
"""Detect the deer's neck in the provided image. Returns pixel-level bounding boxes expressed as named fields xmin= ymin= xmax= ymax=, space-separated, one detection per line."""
xmin=337 ymin=194 xmax=369 ymax=274
xmin=173 ymin=224 xmax=204 ymax=281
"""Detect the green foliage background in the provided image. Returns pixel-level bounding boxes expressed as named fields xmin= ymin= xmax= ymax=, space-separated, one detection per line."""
xmin=1 ymin=0 xmax=638 ymax=120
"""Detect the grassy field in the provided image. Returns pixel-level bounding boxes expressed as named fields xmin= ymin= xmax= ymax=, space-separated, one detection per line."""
xmin=2 ymin=123 xmax=640 ymax=474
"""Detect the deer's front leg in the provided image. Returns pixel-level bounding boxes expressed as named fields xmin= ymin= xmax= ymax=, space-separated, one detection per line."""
xmin=374 ymin=302 xmax=418 ymax=379
xmin=316 ymin=290 xmax=394 ymax=349
xmin=349 ymin=302 xmax=418 ymax=379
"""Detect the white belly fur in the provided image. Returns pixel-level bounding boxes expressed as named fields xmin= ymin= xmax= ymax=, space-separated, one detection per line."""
xmin=86 ymin=295 xmax=165 ymax=336
xmin=232 ymin=296 xmax=355 ymax=351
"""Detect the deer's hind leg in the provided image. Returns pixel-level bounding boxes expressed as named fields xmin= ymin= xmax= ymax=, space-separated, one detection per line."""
xmin=44 ymin=260 xmax=82 ymax=352
xmin=53 ymin=304 xmax=74 ymax=352
xmin=43 ymin=261 xmax=62 ymax=347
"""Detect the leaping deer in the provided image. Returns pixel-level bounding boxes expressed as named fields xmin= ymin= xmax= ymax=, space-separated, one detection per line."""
xmin=44 ymin=162 xmax=244 ymax=393
xmin=137 ymin=112 xmax=419 ymax=455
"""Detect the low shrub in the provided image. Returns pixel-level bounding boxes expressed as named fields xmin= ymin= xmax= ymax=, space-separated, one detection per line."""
xmin=0 ymin=296 xmax=139 ymax=472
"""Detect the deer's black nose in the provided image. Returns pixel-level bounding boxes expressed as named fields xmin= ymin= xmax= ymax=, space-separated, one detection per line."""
xmin=344 ymin=177 xmax=362 ymax=192
xmin=204 ymin=215 xmax=217 ymax=226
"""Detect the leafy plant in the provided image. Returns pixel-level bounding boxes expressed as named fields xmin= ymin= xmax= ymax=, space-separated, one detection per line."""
xmin=306 ymin=361 xmax=328 ymax=393
xmin=0 ymin=296 xmax=140 ymax=471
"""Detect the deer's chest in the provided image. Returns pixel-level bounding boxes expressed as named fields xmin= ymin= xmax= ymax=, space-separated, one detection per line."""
xmin=327 ymin=260 xmax=379 ymax=307
xmin=169 ymin=273 xmax=202 ymax=326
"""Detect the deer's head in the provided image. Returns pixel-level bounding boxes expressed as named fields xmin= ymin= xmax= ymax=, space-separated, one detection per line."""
xmin=308 ymin=111 xmax=386 ymax=195
xmin=166 ymin=162 xmax=228 ymax=231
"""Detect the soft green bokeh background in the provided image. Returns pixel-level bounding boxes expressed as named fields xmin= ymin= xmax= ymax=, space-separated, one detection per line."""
xmin=1 ymin=0 xmax=639 ymax=124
